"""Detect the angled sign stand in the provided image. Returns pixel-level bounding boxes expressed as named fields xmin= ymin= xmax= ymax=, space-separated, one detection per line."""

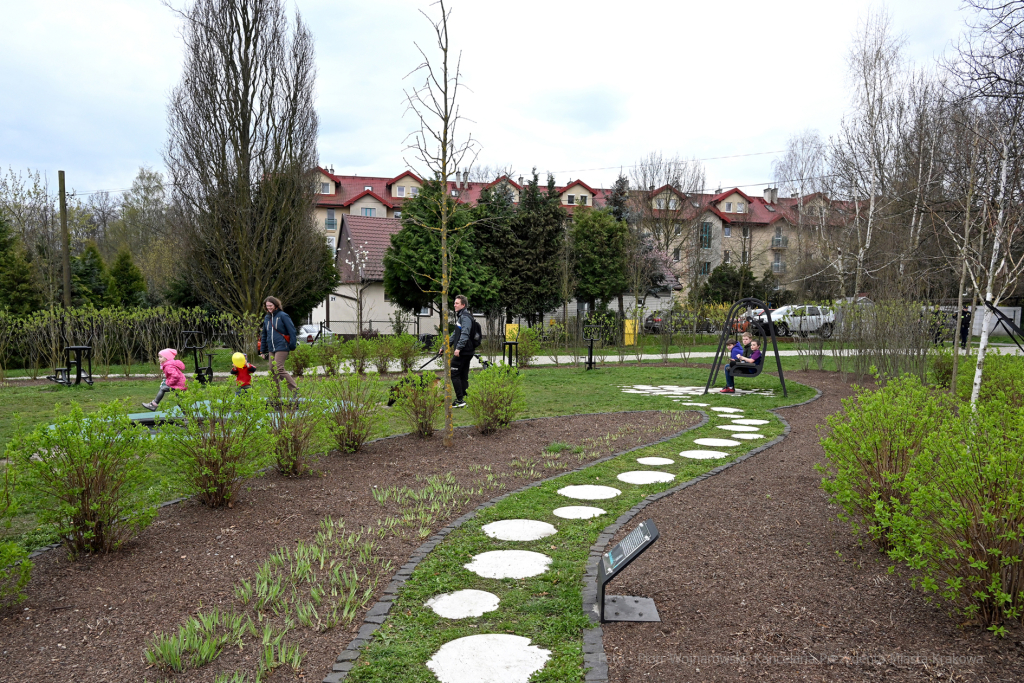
xmin=597 ymin=519 xmax=660 ymax=622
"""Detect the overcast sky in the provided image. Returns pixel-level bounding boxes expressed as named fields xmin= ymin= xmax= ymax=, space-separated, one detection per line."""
xmin=0 ymin=0 xmax=968 ymax=199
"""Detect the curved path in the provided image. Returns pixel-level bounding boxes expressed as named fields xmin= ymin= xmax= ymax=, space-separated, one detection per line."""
xmin=600 ymin=370 xmax=1024 ymax=683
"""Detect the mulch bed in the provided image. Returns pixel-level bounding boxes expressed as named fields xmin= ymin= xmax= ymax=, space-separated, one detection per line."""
xmin=603 ymin=370 xmax=1024 ymax=682
xmin=0 ymin=410 xmax=695 ymax=683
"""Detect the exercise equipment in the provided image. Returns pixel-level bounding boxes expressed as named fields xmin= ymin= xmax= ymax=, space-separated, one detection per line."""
xmin=183 ymin=330 xmax=215 ymax=385
xmin=703 ymin=297 xmax=787 ymax=397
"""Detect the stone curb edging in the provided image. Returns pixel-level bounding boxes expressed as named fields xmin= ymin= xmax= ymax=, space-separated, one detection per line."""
xmin=321 ymin=411 xmax=709 ymax=683
xmin=579 ymin=387 xmax=824 ymax=682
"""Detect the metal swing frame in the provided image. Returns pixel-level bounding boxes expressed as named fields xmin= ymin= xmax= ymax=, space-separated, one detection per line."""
xmin=703 ymin=297 xmax=788 ymax=397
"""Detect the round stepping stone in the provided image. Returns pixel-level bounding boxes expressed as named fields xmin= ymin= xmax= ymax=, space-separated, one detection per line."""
xmin=482 ymin=520 xmax=557 ymax=542
xmin=732 ymin=418 xmax=769 ymax=425
xmin=425 ymin=590 xmax=500 ymax=619
xmin=617 ymin=470 xmax=675 ymax=485
xmin=676 ymin=402 xmax=709 ymax=406
xmin=464 ymin=550 xmax=551 ymax=579
xmin=553 ymin=506 xmax=605 ymax=519
xmin=679 ymin=449 xmax=728 ymax=459
xmin=733 ymin=433 xmax=765 ymax=440
xmin=717 ymin=424 xmax=760 ymax=432
xmin=711 ymin=407 xmax=743 ymax=413
xmin=557 ymin=484 xmax=621 ymax=500
xmin=694 ymin=437 xmax=741 ymax=447
xmin=427 ymin=633 xmax=551 ymax=683
xmin=637 ymin=456 xmax=674 ymax=465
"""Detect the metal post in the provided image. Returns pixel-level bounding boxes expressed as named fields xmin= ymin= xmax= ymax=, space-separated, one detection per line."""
xmin=59 ymin=171 xmax=71 ymax=308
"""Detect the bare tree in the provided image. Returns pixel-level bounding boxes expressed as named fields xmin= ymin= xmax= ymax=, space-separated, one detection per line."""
xmin=163 ymin=0 xmax=334 ymax=317
xmin=402 ymin=0 xmax=479 ymax=447
xmin=831 ymin=8 xmax=907 ymax=296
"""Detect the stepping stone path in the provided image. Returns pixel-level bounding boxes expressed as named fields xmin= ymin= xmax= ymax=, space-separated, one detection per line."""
xmin=637 ymin=456 xmax=674 ymax=465
xmin=620 ymin=385 xmax=773 ymax=398
xmin=711 ymin=407 xmax=744 ymax=413
xmin=717 ymin=424 xmax=760 ymax=432
xmin=733 ymin=433 xmax=765 ymax=440
xmin=482 ymin=520 xmax=556 ymax=542
xmin=732 ymin=418 xmax=769 ymax=425
xmin=675 ymin=401 xmax=709 ymax=406
xmin=557 ymin=484 xmax=621 ymax=500
xmin=425 ymin=590 xmax=500 ymax=619
xmin=426 ymin=633 xmax=551 ymax=683
xmin=694 ymin=437 xmax=741 ymax=447
xmin=617 ymin=470 xmax=675 ymax=485
xmin=553 ymin=506 xmax=605 ymax=519
xmin=464 ymin=550 xmax=551 ymax=579
xmin=679 ymin=449 xmax=729 ymax=459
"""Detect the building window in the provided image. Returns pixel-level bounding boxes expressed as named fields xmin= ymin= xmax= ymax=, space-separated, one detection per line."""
xmin=394 ymin=211 xmax=402 ymax=219
xmin=656 ymin=198 xmax=665 ymax=210
xmin=364 ymin=185 xmax=372 ymax=191
xmin=723 ymin=226 xmax=731 ymax=237
xmin=743 ymin=226 xmax=750 ymax=238
xmin=700 ymin=261 xmax=711 ymax=275
xmin=325 ymin=208 xmax=336 ymax=231
xmin=321 ymin=182 xmax=330 ymax=194
xmin=567 ymin=194 xmax=575 ymax=205
xmin=361 ymin=207 xmax=376 ymax=217
xmin=742 ymin=250 xmax=749 ymax=263
xmin=775 ymin=225 xmax=783 ymax=237
xmin=326 ymin=236 xmax=336 ymax=250
xmin=418 ymin=306 xmax=432 ymax=316
xmin=451 ymin=190 xmax=459 ymax=197
xmin=384 ymin=290 xmax=390 ymax=302
xmin=674 ymin=223 xmax=681 ymax=235
xmin=410 ymin=186 xmax=419 ymax=197
xmin=672 ymin=248 xmax=680 ymax=262
xmin=723 ymin=250 xmax=731 ymax=264
xmin=700 ymin=222 xmax=711 ymax=249
xmin=397 ymin=186 xmax=406 ymax=197
xmin=580 ymin=195 xmax=587 ymax=205
xmin=737 ymin=202 xmax=745 ymax=213
xmin=669 ymin=198 xmax=679 ymax=210
xmin=773 ymin=251 xmax=782 ymax=266
xmin=725 ymin=201 xmax=733 ymax=212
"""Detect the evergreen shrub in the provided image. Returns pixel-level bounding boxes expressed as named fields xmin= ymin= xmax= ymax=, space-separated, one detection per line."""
xmin=394 ymin=372 xmax=443 ymax=438
xmin=6 ymin=401 xmax=158 ymax=555
xmin=467 ymin=363 xmax=525 ymax=434
xmin=158 ymin=385 xmax=274 ymax=507
xmin=323 ymin=373 xmax=385 ymax=453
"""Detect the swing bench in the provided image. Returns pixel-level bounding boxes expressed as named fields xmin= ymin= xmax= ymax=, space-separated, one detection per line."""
xmin=703 ymin=297 xmax=788 ymax=397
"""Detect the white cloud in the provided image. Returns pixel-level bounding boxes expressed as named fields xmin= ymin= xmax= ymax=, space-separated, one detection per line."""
xmin=0 ymin=0 xmax=966 ymax=196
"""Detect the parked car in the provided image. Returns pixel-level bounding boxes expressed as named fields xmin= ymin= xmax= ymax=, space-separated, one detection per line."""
xmin=750 ymin=305 xmax=800 ymax=337
xmin=296 ymin=324 xmax=336 ymax=345
xmin=789 ymin=305 xmax=836 ymax=338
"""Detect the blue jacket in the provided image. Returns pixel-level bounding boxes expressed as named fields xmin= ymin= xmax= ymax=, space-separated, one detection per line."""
xmin=260 ymin=311 xmax=297 ymax=353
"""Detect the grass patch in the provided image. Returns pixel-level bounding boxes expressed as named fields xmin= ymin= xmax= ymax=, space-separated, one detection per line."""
xmin=346 ymin=398 xmax=793 ymax=681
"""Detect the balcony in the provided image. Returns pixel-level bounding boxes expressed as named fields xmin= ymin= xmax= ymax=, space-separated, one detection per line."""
xmin=772 ymin=262 xmax=786 ymax=273
xmin=325 ymin=218 xmax=337 ymax=231
xmin=771 ymin=235 xmax=789 ymax=249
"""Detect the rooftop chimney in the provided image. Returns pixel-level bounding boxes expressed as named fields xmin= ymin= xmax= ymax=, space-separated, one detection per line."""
xmin=518 ymin=176 xmax=523 ymax=186
xmin=764 ymin=187 xmax=773 ymax=203
xmin=463 ymin=171 xmax=469 ymax=188
xmin=649 ymin=185 xmax=655 ymax=192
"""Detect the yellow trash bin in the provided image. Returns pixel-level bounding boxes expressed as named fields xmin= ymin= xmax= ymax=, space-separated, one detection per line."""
xmin=624 ymin=319 xmax=638 ymax=346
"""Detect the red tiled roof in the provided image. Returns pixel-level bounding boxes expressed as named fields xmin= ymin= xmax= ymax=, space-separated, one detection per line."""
xmin=387 ymin=170 xmax=422 ymax=187
xmin=482 ymin=175 xmax=523 ymax=191
xmin=339 ymin=215 xmax=402 ymax=282
xmin=341 ymin=189 xmax=395 ymax=209
xmin=560 ymin=179 xmax=599 ymax=196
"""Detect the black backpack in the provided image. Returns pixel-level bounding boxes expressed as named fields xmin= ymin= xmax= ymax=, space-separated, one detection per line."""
xmin=469 ymin=318 xmax=483 ymax=351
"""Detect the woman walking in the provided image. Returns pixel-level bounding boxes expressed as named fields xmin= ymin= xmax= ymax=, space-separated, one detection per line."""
xmin=260 ymin=296 xmax=298 ymax=393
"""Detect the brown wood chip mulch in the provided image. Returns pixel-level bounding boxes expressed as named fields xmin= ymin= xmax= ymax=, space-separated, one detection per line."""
xmin=0 ymin=410 xmax=695 ymax=683
xmin=602 ymin=370 xmax=1024 ymax=682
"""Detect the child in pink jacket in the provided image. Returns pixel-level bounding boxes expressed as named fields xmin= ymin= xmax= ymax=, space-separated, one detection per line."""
xmin=142 ymin=348 xmax=187 ymax=410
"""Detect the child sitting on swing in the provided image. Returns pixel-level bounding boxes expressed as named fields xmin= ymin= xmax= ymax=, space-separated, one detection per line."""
xmin=722 ymin=337 xmax=761 ymax=393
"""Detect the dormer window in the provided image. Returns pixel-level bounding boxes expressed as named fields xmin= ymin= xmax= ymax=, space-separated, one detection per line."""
xmin=656 ymin=198 xmax=665 ymax=210
xmin=321 ymin=182 xmax=330 ymax=194
xmin=567 ymin=194 xmax=576 ymax=205
xmin=364 ymin=186 xmax=372 ymax=192
xmin=725 ymin=201 xmax=733 ymax=212
xmin=669 ymin=199 xmax=679 ymax=210
xmin=396 ymin=186 xmax=406 ymax=198
xmin=451 ymin=190 xmax=459 ymax=197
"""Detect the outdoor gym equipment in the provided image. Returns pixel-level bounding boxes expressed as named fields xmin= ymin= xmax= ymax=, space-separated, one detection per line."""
xmin=183 ymin=330 xmax=214 ymax=385
xmin=703 ymin=297 xmax=787 ymax=397
xmin=584 ymin=325 xmax=603 ymax=371
xmin=47 ymin=345 xmax=94 ymax=386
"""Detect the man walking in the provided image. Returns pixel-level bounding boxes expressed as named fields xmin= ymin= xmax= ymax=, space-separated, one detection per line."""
xmin=449 ymin=294 xmax=474 ymax=408
xmin=960 ymin=304 xmax=972 ymax=350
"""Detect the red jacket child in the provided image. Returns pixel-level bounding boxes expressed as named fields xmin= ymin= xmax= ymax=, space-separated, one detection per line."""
xmin=230 ymin=352 xmax=257 ymax=388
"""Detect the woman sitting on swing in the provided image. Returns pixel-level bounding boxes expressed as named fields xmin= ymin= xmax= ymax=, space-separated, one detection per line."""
xmin=722 ymin=336 xmax=762 ymax=393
